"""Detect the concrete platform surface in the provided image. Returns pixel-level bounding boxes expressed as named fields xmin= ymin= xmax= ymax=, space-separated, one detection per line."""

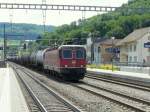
xmin=87 ymin=68 xmax=150 ymax=83
xmin=0 ymin=68 xmax=29 ymax=112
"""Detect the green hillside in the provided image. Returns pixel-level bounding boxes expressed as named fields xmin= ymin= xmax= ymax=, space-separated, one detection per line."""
xmin=39 ymin=0 xmax=150 ymax=45
xmin=0 ymin=23 xmax=56 ymax=40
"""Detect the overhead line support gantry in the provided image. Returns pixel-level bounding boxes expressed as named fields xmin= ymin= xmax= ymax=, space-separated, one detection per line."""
xmin=0 ymin=3 xmax=117 ymax=12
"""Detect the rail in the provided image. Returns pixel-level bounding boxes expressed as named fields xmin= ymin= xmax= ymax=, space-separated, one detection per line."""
xmin=11 ymin=63 xmax=83 ymax=112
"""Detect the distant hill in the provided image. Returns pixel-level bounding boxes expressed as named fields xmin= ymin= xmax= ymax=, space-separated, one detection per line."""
xmin=0 ymin=22 xmax=56 ymax=40
xmin=0 ymin=38 xmax=20 ymax=46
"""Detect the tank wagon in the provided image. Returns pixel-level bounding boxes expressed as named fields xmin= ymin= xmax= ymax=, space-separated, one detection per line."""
xmin=11 ymin=45 xmax=87 ymax=81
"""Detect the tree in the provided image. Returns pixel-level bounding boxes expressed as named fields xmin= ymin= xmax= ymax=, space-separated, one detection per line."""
xmin=106 ymin=26 xmax=125 ymax=38
xmin=142 ymin=19 xmax=150 ymax=27
xmin=36 ymin=35 xmax=42 ymax=43
xmin=38 ymin=0 xmax=150 ymax=47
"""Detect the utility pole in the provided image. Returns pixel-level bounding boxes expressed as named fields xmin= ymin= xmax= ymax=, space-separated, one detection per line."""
xmin=42 ymin=0 xmax=46 ymax=32
xmin=111 ymin=37 xmax=115 ymax=71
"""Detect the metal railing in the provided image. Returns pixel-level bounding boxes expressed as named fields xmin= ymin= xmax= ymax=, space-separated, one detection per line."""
xmin=0 ymin=60 xmax=6 ymax=68
xmin=114 ymin=62 xmax=150 ymax=67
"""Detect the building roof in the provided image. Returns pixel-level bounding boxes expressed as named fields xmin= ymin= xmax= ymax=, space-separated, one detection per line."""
xmin=116 ymin=27 xmax=150 ymax=46
xmin=93 ymin=37 xmax=106 ymax=43
xmin=100 ymin=39 xmax=121 ymax=46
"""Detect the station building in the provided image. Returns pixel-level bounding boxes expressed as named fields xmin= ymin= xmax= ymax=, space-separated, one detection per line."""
xmin=116 ymin=27 xmax=150 ymax=65
xmin=86 ymin=37 xmax=120 ymax=64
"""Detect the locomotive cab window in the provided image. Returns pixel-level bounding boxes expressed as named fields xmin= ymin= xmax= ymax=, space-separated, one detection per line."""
xmin=76 ymin=49 xmax=84 ymax=59
xmin=62 ymin=49 xmax=72 ymax=59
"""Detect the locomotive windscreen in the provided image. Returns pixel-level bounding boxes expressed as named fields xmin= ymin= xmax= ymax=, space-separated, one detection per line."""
xmin=62 ymin=47 xmax=85 ymax=59
xmin=76 ymin=49 xmax=85 ymax=59
xmin=62 ymin=50 xmax=72 ymax=59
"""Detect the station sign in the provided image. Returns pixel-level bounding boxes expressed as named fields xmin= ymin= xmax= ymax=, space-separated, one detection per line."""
xmin=144 ymin=42 xmax=150 ymax=48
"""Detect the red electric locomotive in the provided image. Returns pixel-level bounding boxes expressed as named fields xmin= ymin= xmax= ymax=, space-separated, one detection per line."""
xmin=44 ymin=45 xmax=86 ymax=80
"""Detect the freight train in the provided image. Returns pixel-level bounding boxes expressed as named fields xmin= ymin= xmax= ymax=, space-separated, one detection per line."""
xmin=10 ymin=45 xmax=87 ymax=81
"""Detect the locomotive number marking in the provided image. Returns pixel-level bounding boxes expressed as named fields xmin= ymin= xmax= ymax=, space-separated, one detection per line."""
xmin=72 ymin=60 xmax=76 ymax=64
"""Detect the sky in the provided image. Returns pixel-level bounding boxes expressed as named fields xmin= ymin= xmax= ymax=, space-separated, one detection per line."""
xmin=0 ymin=0 xmax=128 ymax=26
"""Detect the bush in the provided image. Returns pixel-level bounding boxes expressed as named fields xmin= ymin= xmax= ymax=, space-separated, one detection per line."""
xmin=87 ymin=64 xmax=120 ymax=71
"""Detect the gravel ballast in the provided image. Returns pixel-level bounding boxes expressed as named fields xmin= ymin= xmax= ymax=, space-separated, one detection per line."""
xmin=24 ymin=68 xmax=136 ymax=112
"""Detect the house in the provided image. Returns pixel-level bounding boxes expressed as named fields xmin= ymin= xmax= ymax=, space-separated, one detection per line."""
xmin=86 ymin=36 xmax=120 ymax=64
xmin=97 ymin=39 xmax=120 ymax=64
xmin=93 ymin=38 xmax=106 ymax=64
xmin=116 ymin=27 xmax=150 ymax=64
xmin=86 ymin=37 xmax=105 ymax=64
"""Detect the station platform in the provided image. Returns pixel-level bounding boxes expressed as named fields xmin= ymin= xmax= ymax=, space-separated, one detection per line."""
xmin=87 ymin=68 xmax=150 ymax=83
xmin=0 ymin=67 xmax=29 ymax=112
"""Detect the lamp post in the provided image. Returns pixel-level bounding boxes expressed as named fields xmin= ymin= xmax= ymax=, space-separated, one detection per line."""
xmin=111 ymin=37 xmax=115 ymax=71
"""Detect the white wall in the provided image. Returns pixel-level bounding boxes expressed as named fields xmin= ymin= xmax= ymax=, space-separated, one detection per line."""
xmin=127 ymin=33 xmax=150 ymax=63
xmin=93 ymin=43 xmax=101 ymax=64
xmin=127 ymin=42 xmax=138 ymax=62
xmin=86 ymin=37 xmax=92 ymax=63
xmin=120 ymin=45 xmax=128 ymax=62
xmin=137 ymin=33 xmax=150 ymax=63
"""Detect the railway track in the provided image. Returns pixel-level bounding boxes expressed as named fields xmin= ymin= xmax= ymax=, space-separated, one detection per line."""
xmin=71 ymin=82 xmax=150 ymax=112
xmin=83 ymin=82 xmax=150 ymax=105
xmin=11 ymin=64 xmax=83 ymax=112
xmin=14 ymin=69 xmax=42 ymax=112
xmin=86 ymin=73 xmax=150 ymax=92
xmin=10 ymin=62 xmax=150 ymax=112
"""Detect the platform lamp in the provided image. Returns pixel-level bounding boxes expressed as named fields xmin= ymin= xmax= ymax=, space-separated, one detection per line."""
xmin=111 ymin=37 xmax=115 ymax=71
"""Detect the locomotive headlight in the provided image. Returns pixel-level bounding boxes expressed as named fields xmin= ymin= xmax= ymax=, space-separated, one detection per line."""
xmin=65 ymin=65 xmax=68 ymax=67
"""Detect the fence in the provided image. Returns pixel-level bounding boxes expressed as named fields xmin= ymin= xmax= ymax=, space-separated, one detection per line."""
xmin=0 ymin=61 xmax=6 ymax=68
xmin=114 ymin=62 xmax=150 ymax=74
xmin=88 ymin=61 xmax=150 ymax=74
xmin=114 ymin=62 xmax=150 ymax=67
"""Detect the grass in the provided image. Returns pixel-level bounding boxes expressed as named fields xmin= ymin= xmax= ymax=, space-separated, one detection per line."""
xmin=87 ymin=64 xmax=120 ymax=71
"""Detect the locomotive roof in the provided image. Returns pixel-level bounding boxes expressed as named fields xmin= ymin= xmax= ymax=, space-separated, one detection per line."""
xmin=36 ymin=45 xmax=85 ymax=53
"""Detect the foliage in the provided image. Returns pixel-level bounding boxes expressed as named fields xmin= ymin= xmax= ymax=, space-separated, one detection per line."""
xmin=39 ymin=0 xmax=150 ymax=46
xmin=87 ymin=64 xmax=120 ymax=71
xmin=0 ymin=22 xmax=56 ymax=40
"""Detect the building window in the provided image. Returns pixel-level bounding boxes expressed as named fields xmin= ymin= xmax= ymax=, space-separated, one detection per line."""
xmin=129 ymin=45 xmax=132 ymax=52
xmin=129 ymin=56 xmax=132 ymax=62
xmin=98 ymin=47 xmax=101 ymax=53
xmin=133 ymin=44 xmax=136 ymax=52
xmin=148 ymin=35 xmax=150 ymax=40
xmin=95 ymin=48 xmax=97 ymax=52
xmin=126 ymin=47 xmax=128 ymax=52
xmin=134 ymin=56 xmax=137 ymax=62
